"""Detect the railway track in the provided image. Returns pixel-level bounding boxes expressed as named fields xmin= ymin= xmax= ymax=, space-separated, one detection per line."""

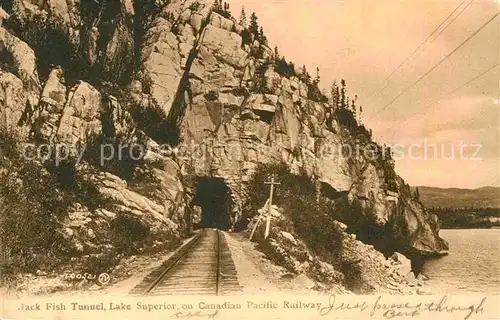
xmin=130 ymin=228 xmax=241 ymax=296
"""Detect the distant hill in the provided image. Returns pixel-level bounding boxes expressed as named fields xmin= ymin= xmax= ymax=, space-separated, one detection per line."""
xmin=413 ymin=186 xmax=500 ymax=209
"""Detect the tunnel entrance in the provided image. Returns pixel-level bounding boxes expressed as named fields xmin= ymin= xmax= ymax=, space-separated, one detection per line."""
xmin=192 ymin=177 xmax=232 ymax=231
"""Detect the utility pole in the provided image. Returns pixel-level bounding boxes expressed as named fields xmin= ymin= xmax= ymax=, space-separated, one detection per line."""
xmin=248 ymin=175 xmax=280 ymax=241
xmin=249 ymin=198 xmax=268 ymax=241
xmin=264 ymin=175 xmax=280 ymax=239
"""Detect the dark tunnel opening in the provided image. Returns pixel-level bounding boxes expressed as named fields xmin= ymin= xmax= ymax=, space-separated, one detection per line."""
xmin=192 ymin=177 xmax=232 ymax=231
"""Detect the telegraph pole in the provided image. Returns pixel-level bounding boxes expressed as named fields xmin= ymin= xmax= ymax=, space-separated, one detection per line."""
xmin=249 ymin=175 xmax=280 ymax=241
xmin=264 ymin=175 xmax=280 ymax=239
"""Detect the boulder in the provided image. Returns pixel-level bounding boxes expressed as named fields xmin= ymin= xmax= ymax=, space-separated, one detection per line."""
xmin=390 ymin=252 xmax=413 ymax=276
xmin=417 ymin=273 xmax=429 ymax=281
xmin=253 ymin=103 xmax=276 ymax=114
xmin=281 ymin=231 xmax=298 ymax=246
xmin=140 ymin=18 xmax=184 ymax=116
xmin=218 ymin=92 xmax=244 ymax=107
xmin=97 ymin=172 xmax=179 ymax=231
xmin=333 ymin=221 xmax=348 ymax=231
xmin=46 ymin=0 xmax=72 ymax=24
xmin=34 ymin=67 xmax=67 ymax=140
xmin=293 ymin=274 xmax=315 ymax=289
xmin=0 ymin=72 xmax=26 ymax=134
xmin=203 ymin=26 xmax=247 ymax=69
xmin=0 ymin=27 xmax=40 ymax=94
xmin=405 ymin=272 xmax=418 ymax=286
xmin=55 ymin=81 xmax=102 ymax=145
xmin=391 ymin=252 xmax=411 ymax=265
xmin=210 ymin=12 xmax=234 ymax=31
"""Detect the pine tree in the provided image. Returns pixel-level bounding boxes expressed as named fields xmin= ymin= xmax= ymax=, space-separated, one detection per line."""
xmin=239 ymin=6 xmax=247 ymax=27
xmin=213 ymin=0 xmax=224 ymax=13
xmin=258 ymin=27 xmax=267 ymax=45
xmin=274 ymin=46 xmax=280 ymax=60
xmin=335 ymin=86 xmax=340 ymax=108
xmin=313 ymin=67 xmax=320 ymax=86
xmin=289 ymin=61 xmax=296 ymax=76
xmin=352 ymin=95 xmax=358 ymax=113
xmin=249 ymin=12 xmax=259 ymax=37
xmin=300 ymin=65 xmax=311 ymax=85
xmin=330 ymin=81 xmax=339 ymax=109
xmin=340 ymin=79 xmax=346 ymax=109
xmin=351 ymin=98 xmax=357 ymax=119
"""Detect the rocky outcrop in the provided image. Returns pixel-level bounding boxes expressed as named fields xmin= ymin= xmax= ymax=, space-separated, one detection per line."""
xmin=138 ymin=1 xmax=211 ymax=116
xmin=141 ymin=8 xmax=447 ymax=255
xmin=0 ymin=26 xmax=40 ymax=89
xmin=0 ymin=27 xmax=40 ymax=136
xmin=55 ymin=81 xmax=102 ymax=145
xmin=0 ymin=71 xmax=26 ymax=134
xmin=30 ymin=76 xmax=102 ymax=145
xmin=10 ymin=0 xmax=136 ymax=83
xmin=0 ymin=0 xmax=447 ymax=287
xmin=32 ymin=67 xmax=67 ymax=140
xmin=13 ymin=0 xmax=81 ymax=27
xmin=248 ymin=203 xmax=428 ymax=294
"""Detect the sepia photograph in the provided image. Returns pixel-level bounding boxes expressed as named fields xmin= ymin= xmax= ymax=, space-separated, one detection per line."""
xmin=0 ymin=0 xmax=498 ymax=319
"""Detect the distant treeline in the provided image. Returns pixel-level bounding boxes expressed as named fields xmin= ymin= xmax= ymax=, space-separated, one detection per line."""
xmin=429 ymin=207 xmax=500 ymax=229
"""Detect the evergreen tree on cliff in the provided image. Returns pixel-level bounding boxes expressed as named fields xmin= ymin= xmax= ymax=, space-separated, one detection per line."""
xmin=340 ymin=79 xmax=347 ymax=109
xmin=313 ymin=67 xmax=320 ymax=86
xmin=213 ymin=0 xmax=221 ymax=11
xmin=258 ymin=27 xmax=268 ymax=45
xmin=249 ymin=13 xmax=259 ymax=38
xmin=300 ymin=65 xmax=311 ymax=85
xmin=239 ymin=7 xmax=247 ymax=27
xmin=273 ymin=46 xmax=280 ymax=61
xmin=351 ymin=98 xmax=357 ymax=119
xmin=330 ymin=81 xmax=340 ymax=109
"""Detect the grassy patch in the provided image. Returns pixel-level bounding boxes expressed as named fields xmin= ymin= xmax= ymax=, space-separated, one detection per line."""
xmin=6 ymin=14 xmax=92 ymax=85
xmin=81 ymin=133 xmax=152 ymax=183
xmin=110 ymin=213 xmax=151 ymax=255
xmin=242 ymin=162 xmax=363 ymax=289
xmin=0 ymin=132 xmax=73 ymax=281
xmin=80 ymin=213 xmax=151 ymax=275
xmin=0 ymin=130 xmax=160 ymax=281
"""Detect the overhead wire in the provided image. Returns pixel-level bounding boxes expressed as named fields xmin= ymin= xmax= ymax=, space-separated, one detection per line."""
xmin=384 ymin=63 xmax=498 ymax=133
xmin=368 ymin=12 xmax=500 ymax=121
xmin=377 ymin=0 xmax=473 ymax=95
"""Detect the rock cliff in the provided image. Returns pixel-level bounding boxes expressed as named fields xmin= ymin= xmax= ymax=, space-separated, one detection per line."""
xmin=0 ymin=0 xmax=447 ymax=291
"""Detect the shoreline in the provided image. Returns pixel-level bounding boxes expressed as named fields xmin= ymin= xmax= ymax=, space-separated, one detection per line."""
xmin=440 ymin=227 xmax=500 ymax=230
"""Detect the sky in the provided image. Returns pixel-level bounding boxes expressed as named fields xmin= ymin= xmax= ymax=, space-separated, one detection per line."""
xmin=228 ymin=0 xmax=499 ymax=189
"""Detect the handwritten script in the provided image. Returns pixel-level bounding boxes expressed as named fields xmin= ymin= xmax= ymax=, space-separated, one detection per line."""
xmin=336 ymin=48 xmax=355 ymax=57
xmin=173 ymin=309 xmax=219 ymax=320
xmin=319 ymin=295 xmax=486 ymax=320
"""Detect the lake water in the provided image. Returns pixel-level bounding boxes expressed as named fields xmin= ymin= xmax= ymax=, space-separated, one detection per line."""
xmin=422 ymin=229 xmax=500 ymax=294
